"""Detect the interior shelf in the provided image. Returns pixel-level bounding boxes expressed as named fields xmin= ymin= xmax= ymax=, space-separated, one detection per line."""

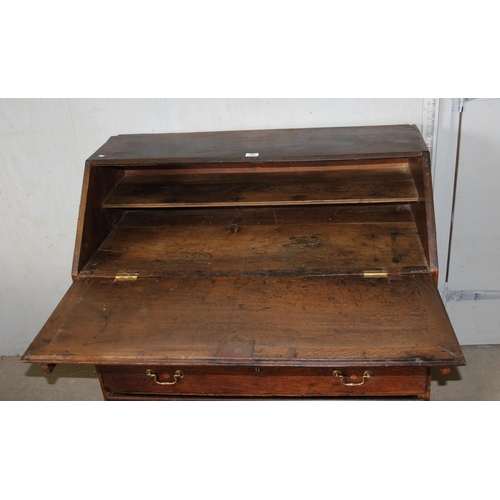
xmin=81 ymin=204 xmax=428 ymax=279
xmin=102 ymin=167 xmax=419 ymax=208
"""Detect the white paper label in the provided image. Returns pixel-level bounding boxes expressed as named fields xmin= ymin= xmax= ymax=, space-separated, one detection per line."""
xmin=245 ymin=152 xmax=259 ymax=157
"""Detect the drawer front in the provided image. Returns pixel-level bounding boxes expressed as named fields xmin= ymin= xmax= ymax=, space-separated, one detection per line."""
xmin=97 ymin=365 xmax=429 ymax=398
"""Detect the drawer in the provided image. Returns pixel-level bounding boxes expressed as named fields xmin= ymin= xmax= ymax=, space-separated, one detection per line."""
xmin=97 ymin=365 xmax=429 ymax=399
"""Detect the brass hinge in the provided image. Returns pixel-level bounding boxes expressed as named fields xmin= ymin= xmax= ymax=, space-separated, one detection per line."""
xmin=114 ymin=273 xmax=139 ymax=282
xmin=362 ymin=270 xmax=388 ymax=278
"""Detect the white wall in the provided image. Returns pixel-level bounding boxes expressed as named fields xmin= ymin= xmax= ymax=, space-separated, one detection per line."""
xmin=0 ymin=98 xmax=424 ymax=355
xmin=444 ymin=99 xmax=500 ymax=344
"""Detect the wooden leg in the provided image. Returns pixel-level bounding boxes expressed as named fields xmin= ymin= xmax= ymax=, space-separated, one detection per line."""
xmin=418 ymin=368 xmax=432 ymax=400
xmin=41 ymin=363 xmax=56 ymax=374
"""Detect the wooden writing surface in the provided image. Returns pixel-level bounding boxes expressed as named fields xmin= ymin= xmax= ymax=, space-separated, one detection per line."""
xmin=23 ymin=274 xmax=464 ymax=368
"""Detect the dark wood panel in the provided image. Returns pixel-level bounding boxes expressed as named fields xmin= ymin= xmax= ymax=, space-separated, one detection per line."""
xmin=123 ymin=158 xmax=409 ymax=175
xmin=79 ymin=206 xmax=428 ymax=278
xmin=98 ymin=365 xmax=428 ymax=398
xmin=88 ymin=125 xmax=427 ymax=165
xmin=22 ymin=274 xmax=465 ymax=367
xmin=102 ymin=168 xmax=419 ymax=208
xmin=72 ymin=164 xmax=125 ymax=278
xmin=409 ymin=155 xmax=438 ymax=281
xmin=110 ymin=204 xmax=416 ymax=226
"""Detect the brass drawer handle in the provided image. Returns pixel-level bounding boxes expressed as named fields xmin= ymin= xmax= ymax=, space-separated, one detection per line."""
xmin=333 ymin=370 xmax=374 ymax=386
xmin=146 ymin=369 xmax=184 ymax=385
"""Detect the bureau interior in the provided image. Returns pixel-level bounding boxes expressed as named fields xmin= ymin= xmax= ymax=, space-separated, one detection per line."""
xmin=72 ymin=157 xmax=434 ymax=280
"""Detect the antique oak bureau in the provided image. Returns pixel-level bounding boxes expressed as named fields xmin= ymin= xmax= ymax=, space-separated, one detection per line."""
xmin=22 ymin=125 xmax=465 ymax=400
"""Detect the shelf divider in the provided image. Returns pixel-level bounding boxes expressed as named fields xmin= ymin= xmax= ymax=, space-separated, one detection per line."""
xmin=102 ymin=168 xmax=419 ymax=209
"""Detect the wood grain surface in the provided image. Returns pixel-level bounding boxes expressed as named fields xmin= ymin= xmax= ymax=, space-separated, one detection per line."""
xmin=88 ymin=125 xmax=427 ymax=164
xmin=80 ymin=205 xmax=428 ymax=278
xmin=102 ymin=167 xmax=419 ymax=208
xmin=22 ymin=274 xmax=465 ymax=367
xmin=97 ymin=365 xmax=429 ymax=398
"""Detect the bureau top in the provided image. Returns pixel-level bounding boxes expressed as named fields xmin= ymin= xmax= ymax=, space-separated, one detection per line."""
xmin=87 ymin=124 xmax=428 ymax=165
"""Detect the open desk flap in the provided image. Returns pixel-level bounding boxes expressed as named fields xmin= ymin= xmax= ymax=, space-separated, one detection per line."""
xmin=22 ymin=274 xmax=465 ymax=368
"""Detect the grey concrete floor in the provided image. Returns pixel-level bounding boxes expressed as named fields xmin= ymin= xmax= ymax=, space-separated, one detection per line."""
xmin=1 ymin=345 xmax=500 ymax=400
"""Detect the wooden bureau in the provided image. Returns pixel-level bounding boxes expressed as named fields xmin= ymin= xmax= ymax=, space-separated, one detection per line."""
xmin=22 ymin=125 xmax=465 ymax=400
